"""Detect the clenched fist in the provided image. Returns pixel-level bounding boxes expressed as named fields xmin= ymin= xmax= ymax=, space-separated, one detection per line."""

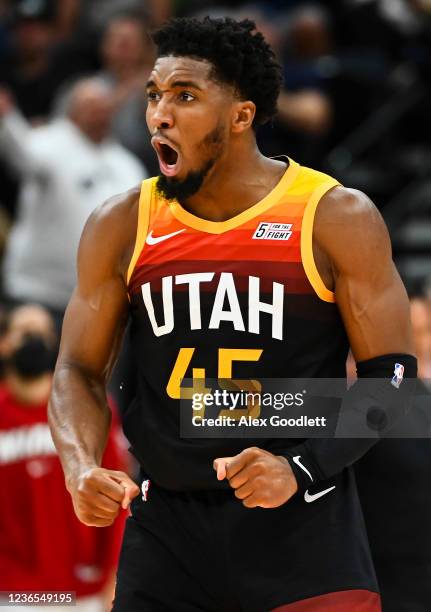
xmin=214 ymin=447 xmax=298 ymax=508
xmin=67 ymin=467 xmax=140 ymax=527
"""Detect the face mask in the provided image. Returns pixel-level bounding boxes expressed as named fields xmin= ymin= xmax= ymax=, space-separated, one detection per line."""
xmin=8 ymin=335 xmax=57 ymax=380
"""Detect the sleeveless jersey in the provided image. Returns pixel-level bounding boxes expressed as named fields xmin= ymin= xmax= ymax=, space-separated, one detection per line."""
xmin=126 ymin=158 xmax=349 ymax=490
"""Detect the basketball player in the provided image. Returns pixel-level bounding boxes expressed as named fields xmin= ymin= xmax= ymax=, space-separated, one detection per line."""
xmin=48 ymin=17 xmax=417 ymax=611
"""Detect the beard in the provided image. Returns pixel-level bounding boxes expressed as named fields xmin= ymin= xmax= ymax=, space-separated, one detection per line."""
xmin=156 ymin=123 xmax=224 ymax=203
xmin=157 ymin=157 xmax=215 ymax=203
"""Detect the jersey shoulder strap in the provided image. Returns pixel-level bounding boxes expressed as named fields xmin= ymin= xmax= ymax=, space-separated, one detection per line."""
xmin=290 ymin=165 xmax=341 ymax=303
xmin=127 ymin=177 xmax=159 ymax=285
xmin=287 ymin=164 xmax=340 ymax=197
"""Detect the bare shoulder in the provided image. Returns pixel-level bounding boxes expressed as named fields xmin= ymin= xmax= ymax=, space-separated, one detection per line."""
xmin=316 ymin=186 xmax=384 ymax=229
xmin=80 ymin=185 xmax=141 ymax=279
xmin=314 ymin=186 xmax=391 ymax=266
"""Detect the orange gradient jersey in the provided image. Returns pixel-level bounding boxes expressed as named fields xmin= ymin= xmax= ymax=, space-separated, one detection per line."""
xmin=126 ymin=158 xmax=348 ymax=490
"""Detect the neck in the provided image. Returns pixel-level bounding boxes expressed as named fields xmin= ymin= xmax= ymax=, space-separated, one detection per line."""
xmin=6 ymin=372 xmax=52 ymax=406
xmin=181 ymin=138 xmax=287 ymax=222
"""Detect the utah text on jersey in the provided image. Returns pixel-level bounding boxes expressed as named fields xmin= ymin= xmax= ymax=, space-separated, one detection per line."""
xmin=141 ymin=272 xmax=284 ymax=340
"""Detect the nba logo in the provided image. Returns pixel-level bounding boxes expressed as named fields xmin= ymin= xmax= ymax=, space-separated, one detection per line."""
xmin=141 ymin=479 xmax=151 ymax=502
xmin=391 ymin=363 xmax=404 ymax=389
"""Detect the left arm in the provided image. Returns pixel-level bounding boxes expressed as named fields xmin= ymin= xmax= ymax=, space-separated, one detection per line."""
xmin=318 ymin=187 xmax=414 ymax=360
xmin=214 ymin=187 xmax=416 ymax=508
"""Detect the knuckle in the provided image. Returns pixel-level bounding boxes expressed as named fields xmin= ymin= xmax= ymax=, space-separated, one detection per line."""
xmin=113 ymin=470 xmax=127 ymax=479
xmin=77 ymin=483 xmax=88 ymax=496
xmin=82 ymin=468 xmax=99 ymax=481
xmin=253 ymin=475 xmax=266 ymax=489
xmin=78 ymin=474 xmax=97 ymax=492
xmin=251 ymin=460 xmax=264 ymax=473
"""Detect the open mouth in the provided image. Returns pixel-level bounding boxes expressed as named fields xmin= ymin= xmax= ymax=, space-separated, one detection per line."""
xmin=160 ymin=143 xmax=178 ymax=166
xmin=152 ymin=138 xmax=181 ymax=177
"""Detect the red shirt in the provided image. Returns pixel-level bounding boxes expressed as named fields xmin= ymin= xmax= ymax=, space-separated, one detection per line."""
xmin=0 ymin=385 xmax=128 ymax=596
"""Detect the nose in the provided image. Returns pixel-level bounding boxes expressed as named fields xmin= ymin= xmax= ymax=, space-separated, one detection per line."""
xmin=152 ymin=98 xmax=174 ymax=130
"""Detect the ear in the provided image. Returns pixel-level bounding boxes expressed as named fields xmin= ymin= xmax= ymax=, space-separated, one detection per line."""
xmin=231 ymin=100 xmax=256 ymax=133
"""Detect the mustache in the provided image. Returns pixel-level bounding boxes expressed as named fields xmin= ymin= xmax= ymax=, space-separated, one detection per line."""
xmin=152 ymin=120 xmax=225 ymax=152
xmin=152 ymin=130 xmax=181 ymax=150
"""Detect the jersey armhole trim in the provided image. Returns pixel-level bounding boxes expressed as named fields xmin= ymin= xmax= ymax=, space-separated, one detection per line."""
xmin=126 ymin=177 xmax=155 ymax=286
xmin=301 ymin=180 xmax=340 ymax=303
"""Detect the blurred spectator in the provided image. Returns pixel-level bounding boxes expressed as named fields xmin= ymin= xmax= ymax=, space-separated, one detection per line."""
xmin=97 ymin=14 xmax=158 ymax=175
xmin=176 ymin=0 xmax=303 ymax=18
xmin=0 ymin=0 xmax=99 ymax=222
xmin=101 ymin=15 xmax=152 ymax=86
xmin=282 ymin=4 xmax=332 ymax=90
xmin=0 ymin=0 xmax=79 ymax=120
xmin=255 ymin=4 xmax=334 ymax=166
xmin=55 ymin=0 xmax=82 ymax=40
xmin=147 ymin=0 xmax=173 ymax=26
xmin=0 ymin=78 xmax=146 ymax=325
xmin=78 ymin=0 xmax=153 ymax=33
xmin=374 ymin=0 xmax=431 ymax=36
xmin=188 ymin=4 xmax=334 ymax=165
xmin=325 ymin=0 xmax=431 ymax=209
xmin=281 ymin=5 xmax=333 ymax=131
xmin=0 ymin=1 xmax=12 ymax=53
xmin=0 ymin=304 xmax=128 ymax=611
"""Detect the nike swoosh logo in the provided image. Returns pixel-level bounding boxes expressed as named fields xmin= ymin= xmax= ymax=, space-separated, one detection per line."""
xmin=292 ymin=455 xmax=314 ymax=482
xmin=304 ymin=486 xmax=336 ymax=503
xmin=146 ymin=228 xmax=186 ymax=245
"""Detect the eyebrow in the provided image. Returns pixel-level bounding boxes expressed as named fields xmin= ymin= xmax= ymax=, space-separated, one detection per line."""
xmin=146 ymin=79 xmax=203 ymax=91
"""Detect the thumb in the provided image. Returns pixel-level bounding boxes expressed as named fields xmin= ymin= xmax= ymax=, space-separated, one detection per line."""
xmin=109 ymin=473 xmax=140 ymax=509
xmin=213 ymin=457 xmax=232 ymax=481
xmin=120 ymin=478 xmax=140 ymax=510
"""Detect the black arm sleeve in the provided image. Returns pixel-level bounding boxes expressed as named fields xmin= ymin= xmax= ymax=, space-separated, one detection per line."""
xmin=280 ymin=353 xmax=417 ymax=490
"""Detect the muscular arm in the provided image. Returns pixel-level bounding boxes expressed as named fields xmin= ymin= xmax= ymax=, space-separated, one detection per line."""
xmin=215 ymin=187 xmax=417 ymax=508
xmin=273 ymin=188 xmax=417 ymax=488
xmin=48 ymin=187 xmax=141 ymax=525
xmin=283 ymin=189 xmax=417 ymax=486
xmin=315 ymin=186 xmax=414 ymax=360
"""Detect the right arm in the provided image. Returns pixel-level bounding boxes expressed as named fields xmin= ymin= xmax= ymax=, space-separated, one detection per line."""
xmin=48 ymin=187 xmax=141 ymax=527
xmin=0 ymin=89 xmax=41 ymax=176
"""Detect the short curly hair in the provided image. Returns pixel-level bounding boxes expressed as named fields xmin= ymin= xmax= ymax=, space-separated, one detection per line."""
xmin=151 ymin=16 xmax=283 ymax=127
